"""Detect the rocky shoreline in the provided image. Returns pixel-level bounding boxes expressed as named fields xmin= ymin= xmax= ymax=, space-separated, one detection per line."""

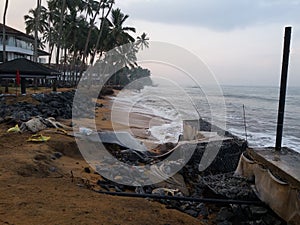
xmin=0 ymin=90 xmax=287 ymax=224
xmin=93 ymin=133 xmax=286 ymax=224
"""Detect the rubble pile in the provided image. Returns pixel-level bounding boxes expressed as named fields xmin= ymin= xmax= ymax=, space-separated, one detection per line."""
xmin=90 ymin=132 xmax=286 ymax=225
xmin=0 ymin=91 xmax=100 ymax=122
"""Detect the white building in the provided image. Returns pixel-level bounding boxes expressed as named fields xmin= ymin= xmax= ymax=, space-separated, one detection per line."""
xmin=0 ymin=23 xmax=48 ymax=63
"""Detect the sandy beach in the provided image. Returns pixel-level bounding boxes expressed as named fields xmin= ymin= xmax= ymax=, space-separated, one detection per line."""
xmin=0 ymin=88 xmax=203 ymax=225
xmin=0 ymin=88 xmax=288 ymax=225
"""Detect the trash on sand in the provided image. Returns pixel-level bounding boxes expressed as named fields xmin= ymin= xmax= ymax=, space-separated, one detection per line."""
xmin=79 ymin=127 xmax=93 ymax=136
xmin=20 ymin=117 xmax=48 ymax=133
xmin=20 ymin=116 xmax=72 ymax=133
xmin=152 ymin=188 xmax=181 ymax=196
xmin=7 ymin=124 xmax=20 ymax=133
xmin=75 ymin=131 xmax=148 ymax=153
xmin=98 ymin=132 xmax=148 ymax=152
xmin=44 ymin=117 xmax=73 ymax=131
xmin=27 ymin=134 xmax=51 ymax=142
xmin=55 ymin=128 xmax=68 ymax=135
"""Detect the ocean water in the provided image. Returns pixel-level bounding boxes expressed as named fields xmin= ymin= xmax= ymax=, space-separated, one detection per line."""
xmin=112 ymin=85 xmax=300 ymax=152
xmin=214 ymin=85 xmax=300 ymax=152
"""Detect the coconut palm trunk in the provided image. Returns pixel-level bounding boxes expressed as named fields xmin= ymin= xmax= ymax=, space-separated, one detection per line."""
xmin=34 ymin=0 xmax=41 ymax=62
xmin=90 ymin=0 xmax=114 ymax=65
xmin=82 ymin=0 xmax=103 ymax=66
xmin=56 ymin=0 xmax=66 ymax=66
xmin=2 ymin=0 xmax=9 ymax=93
xmin=33 ymin=0 xmax=41 ymax=89
xmin=2 ymin=0 xmax=9 ymax=63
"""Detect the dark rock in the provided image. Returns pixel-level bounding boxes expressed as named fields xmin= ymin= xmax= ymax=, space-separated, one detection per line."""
xmin=0 ymin=90 xmax=95 ymax=121
xmin=216 ymin=207 xmax=234 ymax=222
xmin=97 ymin=180 xmax=110 ymax=191
xmin=49 ymin=101 xmax=62 ymax=108
xmin=201 ymin=173 xmax=257 ymax=200
xmin=262 ymin=214 xmax=284 ymax=225
xmin=250 ymin=206 xmax=268 ymax=218
xmin=184 ymin=209 xmax=199 ymax=217
xmin=49 ymin=167 xmax=57 ymax=172
xmin=217 ymin=221 xmax=232 ymax=225
xmin=99 ymin=87 xmax=114 ymax=96
xmin=34 ymin=154 xmax=48 ymax=161
xmin=114 ymin=186 xmax=123 ymax=192
xmin=196 ymin=203 xmax=209 ymax=218
xmin=53 ymin=152 xmax=63 ymax=159
xmin=135 ymin=186 xmax=145 ymax=194
xmin=84 ymin=167 xmax=91 ymax=173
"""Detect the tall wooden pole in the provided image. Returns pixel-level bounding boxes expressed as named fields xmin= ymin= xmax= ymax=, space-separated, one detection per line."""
xmin=275 ymin=26 xmax=292 ymax=151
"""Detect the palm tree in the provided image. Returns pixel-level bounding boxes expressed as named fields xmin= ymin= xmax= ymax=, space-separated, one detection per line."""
xmin=136 ymin=32 xmax=149 ymax=50
xmin=114 ymin=43 xmax=138 ymax=68
xmin=90 ymin=0 xmax=114 ymax=65
xmin=103 ymin=42 xmax=138 ymax=85
xmin=24 ymin=2 xmax=48 ymax=62
xmin=108 ymin=8 xmax=136 ymax=47
xmin=2 ymin=0 xmax=9 ymax=63
xmin=81 ymin=0 xmax=103 ymax=66
xmin=43 ymin=26 xmax=56 ymax=64
xmin=34 ymin=0 xmax=41 ymax=62
xmin=83 ymin=0 xmax=99 ymax=20
xmin=24 ymin=6 xmax=48 ymax=35
xmin=90 ymin=8 xmax=137 ymax=86
xmin=2 ymin=0 xmax=9 ymax=93
xmin=56 ymin=0 xmax=66 ymax=65
xmin=47 ymin=0 xmax=87 ymax=65
xmin=46 ymin=1 xmax=58 ymax=61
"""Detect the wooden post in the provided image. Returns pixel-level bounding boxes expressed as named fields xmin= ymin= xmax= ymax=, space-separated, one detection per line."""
xmin=52 ymin=78 xmax=57 ymax=92
xmin=4 ymin=79 xmax=9 ymax=93
xmin=275 ymin=27 xmax=292 ymax=151
xmin=21 ymin=78 xmax=26 ymax=95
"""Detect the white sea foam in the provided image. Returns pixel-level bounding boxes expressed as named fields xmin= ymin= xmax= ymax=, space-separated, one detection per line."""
xmin=111 ymin=85 xmax=199 ymax=143
xmin=149 ymin=121 xmax=183 ymax=144
xmin=111 ymin=85 xmax=300 ymax=153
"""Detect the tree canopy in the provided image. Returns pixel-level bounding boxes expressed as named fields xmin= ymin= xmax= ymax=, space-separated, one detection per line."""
xmin=23 ymin=0 xmax=151 ymax=86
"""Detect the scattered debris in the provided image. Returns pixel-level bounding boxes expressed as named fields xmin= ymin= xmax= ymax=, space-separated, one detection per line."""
xmin=20 ymin=116 xmax=72 ymax=133
xmin=27 ymin=134 xmax=51 ymax=142
xmin=20 ymin=117 xmax=48 ymax=133
xmin=152 ymin=188 xmax=182 ymax=196
xmin=79 ymin=127 xmax=93 ymax=136
xmin=6 ymin=124 xmax=20 ymax=133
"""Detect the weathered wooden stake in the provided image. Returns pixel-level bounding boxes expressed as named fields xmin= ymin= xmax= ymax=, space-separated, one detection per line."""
xmin=275 ymin=27 xmax=292 ymax=151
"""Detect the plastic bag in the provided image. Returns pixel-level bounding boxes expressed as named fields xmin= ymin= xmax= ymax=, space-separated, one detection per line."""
xmin=7 ymin=124 xmax=20 ymax=133
xmin=27 ymin=134 xmax=51 ymax=142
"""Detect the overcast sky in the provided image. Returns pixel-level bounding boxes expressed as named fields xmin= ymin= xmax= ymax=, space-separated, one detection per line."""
xmin=1 ymin=0 xmax=300 ymax=86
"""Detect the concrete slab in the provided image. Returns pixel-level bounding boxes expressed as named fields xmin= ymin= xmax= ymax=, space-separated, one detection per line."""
xmin=247 ymin=147 xmax=300 ymax=189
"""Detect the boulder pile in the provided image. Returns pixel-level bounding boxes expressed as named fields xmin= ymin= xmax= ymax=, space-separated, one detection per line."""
xmin=0 ymin=91 xmax=101 ymax=122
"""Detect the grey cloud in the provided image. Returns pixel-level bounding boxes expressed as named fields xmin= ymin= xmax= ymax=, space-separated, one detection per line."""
xmin=120 ymin=0 xmax=300 ymax=30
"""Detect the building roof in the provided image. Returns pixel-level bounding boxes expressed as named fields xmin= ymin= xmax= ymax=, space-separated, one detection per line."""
xmin=1 ymin=23 xmax=49 ymax=56
xmin=0 ymin=23 xmax=34 ymax=42
xmin=0 ymin=58 xmax=61 ymax=79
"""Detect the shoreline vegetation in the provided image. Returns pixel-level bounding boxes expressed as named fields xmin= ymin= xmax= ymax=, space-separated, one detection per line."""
xmin=0 ymin=87 xmax=287 ymax=225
